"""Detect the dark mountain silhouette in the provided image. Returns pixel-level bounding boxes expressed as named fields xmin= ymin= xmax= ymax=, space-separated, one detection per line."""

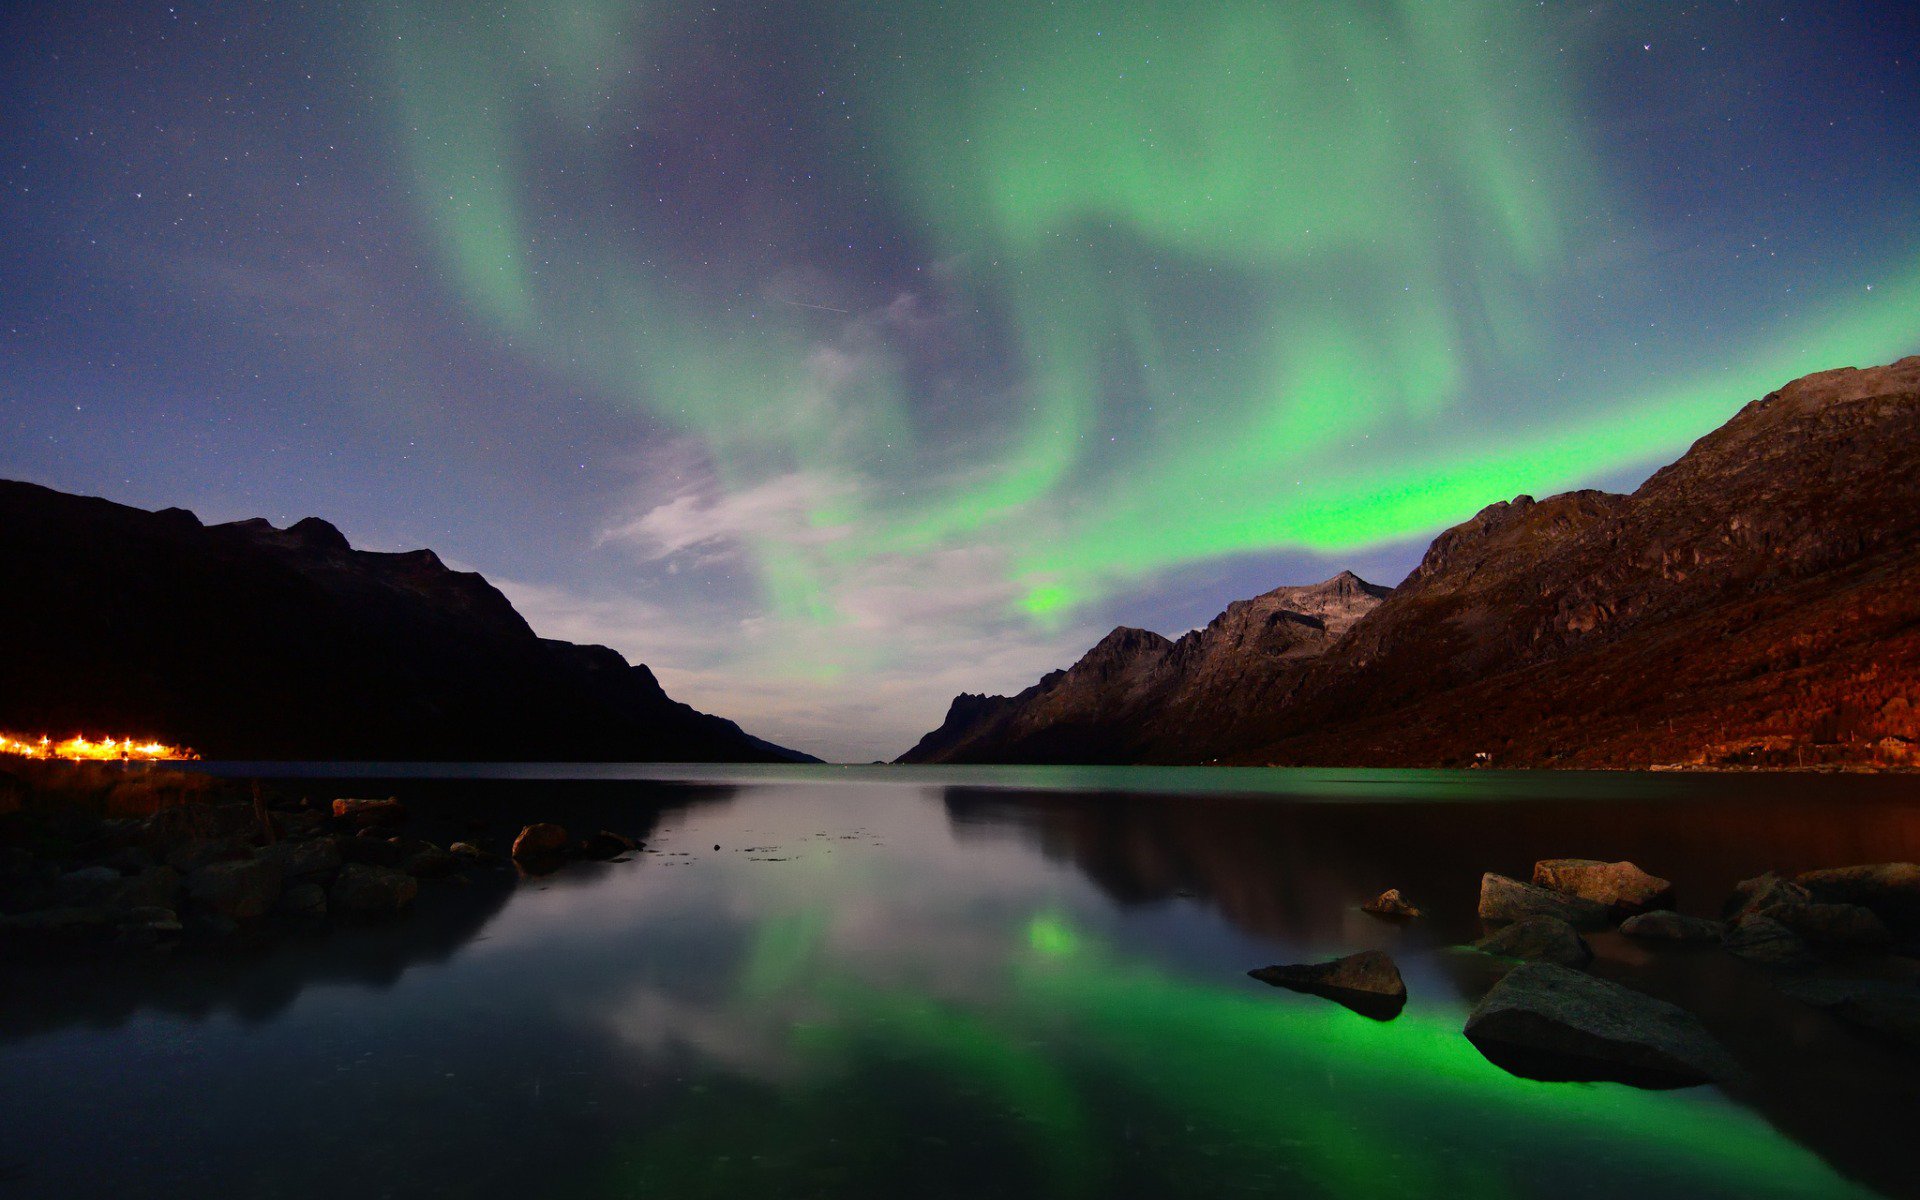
xmin=902 ymin=354 xmax=1920 ymax=768
xmin=0 ymin=481 xmax=814 ymax=762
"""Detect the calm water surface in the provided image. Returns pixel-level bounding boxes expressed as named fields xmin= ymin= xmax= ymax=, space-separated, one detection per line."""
xmin=4 ymin=766 xmax=1918 ymax=1199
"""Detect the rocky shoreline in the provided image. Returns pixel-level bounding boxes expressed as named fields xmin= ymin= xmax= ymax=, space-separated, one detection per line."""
xmin=0 ymin=765 xmax=645 ymax=962
xmin=1254 ymin=855 xmax=1920 ymax=1088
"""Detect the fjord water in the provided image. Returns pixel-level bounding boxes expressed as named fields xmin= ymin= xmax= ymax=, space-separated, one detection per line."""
xmin=4 ymin=767 xmax=1918 ymax=1199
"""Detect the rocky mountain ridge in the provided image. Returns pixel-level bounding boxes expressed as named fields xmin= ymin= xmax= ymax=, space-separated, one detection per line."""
xmin=902 ymin=354 xmax=1920 ymax=768
xmin=901 ymin=571 xmax=1391 ymax=763
xmin=0 ymin=480 xmax=811 ymax=762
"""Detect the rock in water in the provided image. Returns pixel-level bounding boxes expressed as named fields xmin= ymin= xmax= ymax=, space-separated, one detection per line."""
xmin=1361 ymin=888 xmax=1422 ymax=919
xmin=278 ymin=882 xmax=327 ymax=920
xmin=1728 ymin=872 xmax=1812 ymax=922
xmin=329 ymin=864 xmax=418 ymax=917
xmin=260 ymin=837 xmax=342 ymax=879
xmin=579 ymin=830 xmax=637 ymax=860
xmin=1464 ymin=962 xmax=1738 ymax=1088
xmin=1474 ymin=916 xmax=1592 ymax=966
xmin=1776 ymin=977 xmax=1920 ymax=1052
xmin=1723 ymin=915 xmax=1820 ymax=969
xmin=1531 ymin=859 xmax=1674 ymax=916
xmin=1250 ymin=950 xmax=1406 ymax=1019
xmin=331 ymin=797 xmax=406 ymax=829
xmin=511 ymin=823 xmax=569 ymax=860
xmin=1478 ymin=873 xmax=1610 ymax=930
xmin=1769 ymin=902 xmax=1893 ymax=948
xmin=1795 ymin=863 xmax=1920 ymax=926
xmin=185 ymin=858 xmax=283 ymax=920
xmin=404 ymin=847 xmax=462 ymax=878
xmin=1620 ymin=911 xmax=1724 ymax=942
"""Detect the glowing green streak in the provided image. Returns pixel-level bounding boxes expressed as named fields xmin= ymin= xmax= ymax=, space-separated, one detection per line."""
xmin=604 ymin=910 xmax=1869 ymax=1198
xmin=382 ymin=0 xmax=1919 ymax=661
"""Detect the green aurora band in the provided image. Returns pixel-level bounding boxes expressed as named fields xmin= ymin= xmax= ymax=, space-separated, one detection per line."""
xmin=594 ymin=906 xmax=1872 ymax=1198
xmin=382 ymin=0 xmax=1918 ymax=647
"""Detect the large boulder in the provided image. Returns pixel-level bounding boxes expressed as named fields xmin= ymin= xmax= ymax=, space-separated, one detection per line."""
xmin=331 ymin=797 xmax=406 ymax=829
xmin=1474 ymin=916 xmax=1592 ymax=966
xmin=1620 ymin=911 xmax=1724 ymax=942
xmin=328 ymin=864 xmax=418 ymax=917
xmin=1728 ymin=872 xmax=1812 ymax=922
xmin=277 ymin=881 xmax=328 ymax=921
xmin=1723 ymin=915 xmax=1819 ymax=969
xmin=403 ymin=847 xmax=462 ymax=878
xmin=0 ymin=906 xmax=119 ymax=955
xmin=165 ymin=837 xmax=253 ymax=874
xmin=114 ymin=865 xmax=184 ymax=912
xmin=1769 ymin=902 xmax=1892 ymax=949
xmin=114 ymin=906 xmax=182 ymax=950
xmin=1532 ymin=859 xmax=1674 ymax=916
xmin=1777 ymin=977 xmax=1920 ymax=1052
xmin=146 ymin=802 xmax=258 ymax=848
xmin=341 ymin=831 xmax=408 ymax=867
xmin=512 ymin=823 xmax=570 ymax=861
xmin=1360 ymin=888 xmax=1422 ymax=919
xmin=1464 ymin=962 xmax=1738 ymax=1088
xmin=1795 ymin=864 xmax=1920 ymax=926
xmin=1250 ymin=950 xmax=1406 ymax=1019
xmin=1478 ymin=873 xmax=1609 ymax=930
xmin=260 ymin=836 xmax=343 ymax=879
xmin=185 ymin=858 xmax=283 ymax=920
xmin=269 ymin=809 xmax=326 ymax=841
xmin=54 ymin=866 xmax=124 ymax=906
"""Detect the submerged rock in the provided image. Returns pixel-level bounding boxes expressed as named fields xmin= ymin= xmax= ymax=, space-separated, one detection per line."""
xmin=1776 ymin=976 xmax=1920 ymax=1052
xmin=579 ymin=830 xmax=637 ymax=860
xmin=185 ymin=858 xmax=283 ymax=921
xmin=404 ymin=847 xmax=462 ymax=878
xmin=1531 ymin=859 xmax=1673 ymax=916
xmin=1361 ymin=888 xmax=1422 ymax=919
xmin=278 ymin=881 xmax=328 ymax=921
xmin=0 ymin=906 xmax=119 ymax=954
xmin=1478 ymin=873 xmax=1609 ymax=930
xmin=1723 ymin=915 xmax=1819 ymax=969
xmin=1769 ymin=902 xmax=1893 ymax=949
xmin=1250 ymin=950 xmax=1406 ymax=1019
xmin=1474 ymin=916 xmax=1592 ymax=966
xmin=115 ymin=865 xmax=183 ymax=912
xmin=114 ymin=905 xmax=182 ymax=950
xmin=1464 ymin=962 xmax=1737 ymax=1088
xmin=1620 ymin=911 xmax=1724 ymax=942
xmin=329 ymin=864 xmax=417 ymax=917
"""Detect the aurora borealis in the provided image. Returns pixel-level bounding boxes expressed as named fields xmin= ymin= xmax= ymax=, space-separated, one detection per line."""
xmin=3 ymin=3 xmax=1917 ymax=758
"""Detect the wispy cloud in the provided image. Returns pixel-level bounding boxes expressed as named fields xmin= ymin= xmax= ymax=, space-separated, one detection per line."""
xmin=596 ymin=469 xmax=856 ymax=565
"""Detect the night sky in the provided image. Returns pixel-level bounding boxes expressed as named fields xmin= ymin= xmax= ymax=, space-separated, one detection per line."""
xmin=3 ymin=3 xmax=1916 ymax=761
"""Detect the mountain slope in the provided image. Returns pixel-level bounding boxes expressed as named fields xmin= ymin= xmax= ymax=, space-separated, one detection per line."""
xmin=898 ymin=572 xmax=1390 ymax=763
xmin=0 ymin=481 xmax=813 ymax=762
xmin=902 ymin=354 xmax=1920 ymax=768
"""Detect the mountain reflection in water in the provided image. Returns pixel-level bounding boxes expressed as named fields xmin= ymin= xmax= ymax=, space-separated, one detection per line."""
xmin=1 ymin=766 xmax=1914 ymax=1200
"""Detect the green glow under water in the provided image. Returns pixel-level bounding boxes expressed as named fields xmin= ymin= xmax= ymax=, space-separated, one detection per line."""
xmin=380 ymin=0 xmax=1919 ymax=668
xmin=598 ymin=908 xmax=1870 ymax=1198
